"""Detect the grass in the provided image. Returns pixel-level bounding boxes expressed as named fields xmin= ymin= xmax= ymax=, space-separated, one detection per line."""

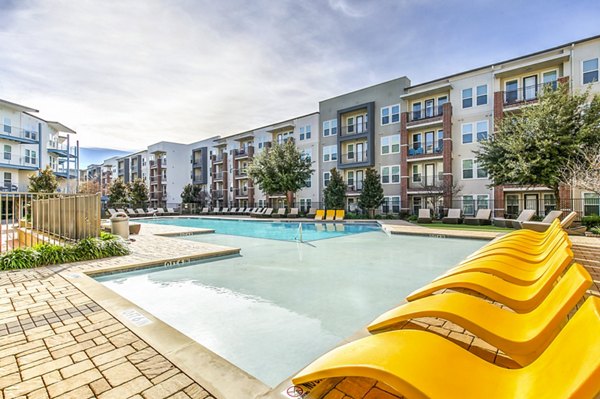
xmin=420 ymin=222 xmax=513 ymax=232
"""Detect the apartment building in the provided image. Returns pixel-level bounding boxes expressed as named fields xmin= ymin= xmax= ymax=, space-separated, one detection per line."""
xmin=0 ymin=98 xmax=79 ymax=193
xmin=209 ymin=112 xmax=320 ymax=211
xmin=318 ymin=77 xmax=411 ymax=212
xmin=117 ymin=150 xmax=148 ymax=185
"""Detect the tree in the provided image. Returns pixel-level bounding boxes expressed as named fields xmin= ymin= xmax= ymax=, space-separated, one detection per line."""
xmin=181 ymin=184 xmax=201 ymax=203
xmin=323 ymin=168 xmax=346 ymax=209
xmin=28 ymin=166 xmax=58 ymax=193
xmin=129 ymin=178 xmax=149 ymax=207
xmin=562 ymin=145 xmax=600 ymax=195
xmin=476 ymin=83 xmax=600 ymax=206
xmin=248 ymin=140 xmax=313 ymax=207
xmin=358 ymin=168 xmax=384 ymax=218
xmin=108 ymin=178 xmax=129 ymax=206
xmin=78 ymin=180 xmax=100 ymax=194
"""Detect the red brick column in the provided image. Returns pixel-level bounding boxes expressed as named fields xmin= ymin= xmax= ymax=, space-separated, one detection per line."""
xmin=222 ymin=153 xmax=228 ymax=207
xmin=400 ymin=112 xmax=409 ymax=212
xmin=493 ymin=185 xmax=504 ymax=217
xmin=493 ymin=91 xmax=504 ymax=129
xmin=442 ymin=102 xmax=453 ymax=209
xmin=558 ymin=184 xmax=572 ymax=214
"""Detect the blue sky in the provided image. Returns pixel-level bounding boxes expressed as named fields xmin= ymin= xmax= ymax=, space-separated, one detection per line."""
xmin=1 ymin=0 xmax=599 ymax=161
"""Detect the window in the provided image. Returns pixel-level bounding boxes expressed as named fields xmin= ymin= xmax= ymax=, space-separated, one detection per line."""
xmin=412 ymin=133 xmax=422 ymax=150
xmin=300 ymin=125 xmax=311 ymax=140
xmin=412 ymin=197 xmax=422 ymax=215
xmin=506 ymin=194 xmax=519 ymax=216
xmin=380 ymin=104 xmax=400 ymax=125
xmin=391 ymin=105 xmax=400 ymax=123
xmin=382 ymin=196 xmax=400 ymax=213
xmin=436 ymin=130 xmax=444 ymax=152
xmin=505 ymin=80 xmax=518 ymax=104
xmin=323 ymin=145 xmax=337 ymax=162
xmin=25 ymin=149 xmax=36 ymax=164
xmin=476 ymin=161 xmax=487 ymax=178
xmin=3 ymin=145 xmax=11 ymax=161
xmin=476 ymin=84 xmax=487 ymax=105
xmin=381 ymin=135 xmax=400 ymax=154
xmin=301 ymin=149 xmax=312 ymax=162
xmin=347 ymin=144 xmax=354 ymax=160
xmin=323 ymin=121 xmax=330 ymax=136
xmin=258 ymin=199 xmax=266 ymax=208
xmin=381 ymin=166 xmax=399 ymax=184
xmin=425 ymin=99 xmax=434 ymax=118
xmin=437 ymin=96 xmax=448 ymax=114
xmin=304 ymin=175 xmax=312 ymax=188
xmin=583 ymin=58 xmax=599 ymax=84
xmin=331 ymin=119 xmax=337 ymax=135
xmin=477 ymin=195 xmax=489 ymax=211
xmin=3 ymin=118 xmax=10 ymax=134
xmin=299 ymin=199 xmax=312 ymax=213
xmin=462 ymin=159 xmax=473 ymax=179
xmin=462 ymin=123 xmax=473 ymax=144
xmin=299 ymin=126 xmax=305 ymax=141
xmin=543 ymin=193 xmax=556 ymax=213
xmin=305 ymin=125 xmax=311 ymax=139
xmin=463 ymin=195 xmax=475 ymax=216
xmin=322 ymin=119 xmax=337 ymax=136
xmin=425 ymin=131 xmax=434 ymax=153
xmin=412 ymin=164 xmax=421 ymax=182
xmin=462 ymin=88 xmax=473 ymax=108
xmin=412 ymin=103 xmax=421 ymax=120
xmin=347 ymin=117 xmax=354 ymax=133
xmin=347 ymin=171 xmax=354 ymax=186
xmin=584 ymin=193 xmax=600 ymax=216
xmin=323 ymin=172 xmax=331 ymax=187
xmin=381 ymin=107 xmax=389 ymax=125
xmin=476 ymin=121 xmax=488 ymax=142
xmin=3 ymin=172 xmax=11 ymax=188
xmin=543 ymin=71 xmax=558 ymax=89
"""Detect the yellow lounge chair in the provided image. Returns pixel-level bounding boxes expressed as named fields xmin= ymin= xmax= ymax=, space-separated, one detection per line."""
xmin=325 ymin=210 xmax=335 ymax=220
xmin=293 ymin=296 xmax=600 ymax=399
xmin=368 ymin=263 xmax=592 ymax=366
xmin=314 ymin=210 xmax=325 ymax=220
xmin=465 ymin=227 xmax=568 ymax=259
xmin=476 ymin=220 xmax=564 ymax=250
xmin=405 ymin=249 xmax=570 ymax=312
xmin=437 ymin=243 xmax=573 ymax=285
xmin=335 ymin=210 xmax=345 ymax=220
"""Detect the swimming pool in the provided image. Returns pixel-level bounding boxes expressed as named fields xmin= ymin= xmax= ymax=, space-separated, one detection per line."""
xmin=96 ymin=230 xmax=484 ymax=387
xmin=137 ymin=217 xmax=380 ymax=241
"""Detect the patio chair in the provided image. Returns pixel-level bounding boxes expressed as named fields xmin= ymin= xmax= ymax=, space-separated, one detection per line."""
xmin=250 ymin=208 xmax=262 ymax=217
xmin=229 ymin=207 xmax=238 ymax=214
xmin=219 ymin=207 xmax=229 ymax=215
xmin=325 ymin=210 xmax=335 ymax=221
xmin=210 ymin=207 xmax=221 ymax=215
xmin=519 ymin=210 xmax=563 ymax=232
xmin=199 ymin=207 xmax=209 ymax=215
xmin=287 ymin=208 xmax=299 ymax=218
xmin=442 ymin=208 xmax=462 ymax=224
xmin=166 ymin=207 xmax=177 ymax=215
xmin=292 ymin=296 xmax=600 ymax=399
xmin=155 ymin=208 xmax=166 ymax=215
xmin=116 ymin=208 xmax=126 ymax=214
xmin=369 ymin=263 xmax=592 ymax=366
xmin=262 ymin=208 xmax=274 ymax=217
xmin=107 ymin=208 xmax=118 ymax=217
xmin=306 ymin=208 xmax=316 ymax=218
xmin=417 ymin=208 xmax=432 ymax=223
xmin=272 ymin=208 xmax=286 ymax=218
xmin=246 ymin=207 xmax=255 ymax=215
xmin=237 ymin=207 xmax=246 ymax=214
xmin=126 ymin=208 xmax=137 ymax=216
xmin=493 ymin=209 xmax=536 ymax=228
xmin=463 ymin=209 xmax=492 ymax=225
xmin=146 ymin=208 xmax=158 ymax=216
xmin=135 ymin=208 xmax=147 ymax=216
xmin=558 ymin=211 xmax=586 ymax=235
xmin=314 ymin=210 xmax=325 ymax=220
xmin=335 ymin=210 xmax=345 ymax=221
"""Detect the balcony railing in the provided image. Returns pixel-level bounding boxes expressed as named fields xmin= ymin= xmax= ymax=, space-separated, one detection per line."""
xmin=235 ymin=187 xmax=249 ymax=196
xmin=234 ymin=146 xmax=253 ymax=158
xmin=408 ymin=142 xmax=443 ymax=157
xmin=503 ymin=80 xmax=558 ymax=106
xmin=339 ymin=151 xmax=369 ymax=165
xmin=346 ymin=182 xmax=363 ymax=193
xmin=211 ymin=190 xmax=224 ymax=199
xmin=408 ymin=176 xmax=445 ymax=190
xmin=149 ymin=159 xmax=166 ymax=169
xmin=0 ymin=125 xmax=39 ymax=143
xmin=340 ymin=122 xmax=368 ymax=137
xmin=213 ymin=171 xmax=224 ymax=180
xmin=409 ymin=106 xmax=444 ymax=123
xmin=0 ymin=155 xmax=38 ymax=169
xmin=234 ymin=169 xmax=248 ymax=178
xmin=212 ymin=154 xmax=224 ymax=162
xmin=47 ymin=142 xmax=77 ymax=157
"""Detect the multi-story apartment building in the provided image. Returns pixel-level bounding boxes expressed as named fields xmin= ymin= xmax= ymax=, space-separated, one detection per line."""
xmin=116 ymin=150 xmax=148 ymax=185
xmin=0 ymin=98 xmax=79 ymax=193
xmin=319 ymin=78 xmax=411 ymax=212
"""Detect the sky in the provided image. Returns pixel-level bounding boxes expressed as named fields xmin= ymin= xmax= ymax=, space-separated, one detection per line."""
xmin=1 ymin=0 xmax=600 ymax=161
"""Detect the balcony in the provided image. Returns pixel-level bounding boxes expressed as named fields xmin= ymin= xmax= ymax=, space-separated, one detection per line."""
xmin=149 ymin=159 xmax=166 ymax=169
xmin=407 ymin=107 xmax=444 ymax=128
xmin=211 ymin=189 xmax=224 ymax=199
xmin=408 ymin=143 xmax=443 ymax=159
xmin=0 ymin=155 xmax=38 ymax=171
xmin=234 ymin=146 xmax=253 ymax=159
xmin=212 ymin=154 xmax=224 ymax=163
xmin=346 ymin=182 xmax=363 ymax=194
xmin=0 ymin=126 xmax=39 ymax=144
xmin=339 ymin=151 xmax=369 ymax=166
xmin=234 ymin=169 xmax=248 ymax=179
xmin=407 ymin=176 xmax=445 ymax=193
xmin=54 ymin=167 xmax=79 ymax=179
xmin=149 ymin=175 xmax=162 ymax=184
xmin=340 ymin=122 xmax=369 ymax=137
xmin=213 ymin=171 xmax=224 ymax=181
xmin=502 ymin=80 xmax=558 ymax=108
xmin=234 ymin=187 xmax=250 ymax=197
xmin=47 ymin=142 xmax=77 ymax=158
xmin=192 ymin=158 xmax=202 ymax=167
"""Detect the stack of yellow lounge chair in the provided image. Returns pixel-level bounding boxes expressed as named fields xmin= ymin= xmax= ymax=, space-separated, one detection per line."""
xmin=293 ymin=215 xmax=600 ymax=398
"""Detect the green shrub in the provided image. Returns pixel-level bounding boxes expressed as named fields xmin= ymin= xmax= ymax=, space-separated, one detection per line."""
xmin=582 ymin=215 xmax=600 ymax=229
xmin=407 ymin=215 xmax=418 ymax=222
xmin=591 ymin=226 xmax=600 ymax=235
xmin=0 ymin=235 xmax=130 ymax=271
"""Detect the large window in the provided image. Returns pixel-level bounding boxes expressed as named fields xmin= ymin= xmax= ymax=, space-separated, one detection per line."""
xmin=462 ymin=124 xmax=473 ymax=144
xmin=476 ymin=84 xmax=488 ymax=105
xmin=412 ymin=133 xmax=422 ymax=150
xmin=412 ymin=103 xmax=422 ymax=120
xmin=584 ymin=192 xmax=600 ymax=216
xmin=381 ymin=135 xmax=400 ymax=154
xmin=381 ymin=104 xmax=400 ymax=125
xmin=412 ymin=164 xmax=421 ymax=182
xmin=583 ymin=58 xmax=599 ymax=84
xmin=299 ymin=199 xmax=312 ymax=213
xmin=3 ymin=118 xmax=11 ymax=134
xmin=347 ymin=117 xmax=354 ymax=133
xmin=462 ymin=159 xmax=473 ymax=179
xmin=299 ymin=125 xmax=311 ymax=141
xmin=323 ymin=145 xmax=338 ymax=162
xmin=3 ymin=145 xmax=11 ymax=161
xmin=25 ymin=149 xmax=37 ymax=164
xmin=301 ymin=148 xmax=312 ymax=162
xmin=382 ymin=196 xmax=400 ymax=213
xmin=462 ymin=88 xmax=473 ymax=108
xmin=381 ymin=166 xmax=399 ymax=184
xmin=347 ymin=171 xmax=354 ymax=186
xmin=3 ymin=172 xmax=11 ymax=188
xmin=476 ymin=121 xmax=488 ymax=142
xmin=322 ymin=119 xmax=337 ymax=136
xmin=323 ymin=172 xmax=331 ymax=187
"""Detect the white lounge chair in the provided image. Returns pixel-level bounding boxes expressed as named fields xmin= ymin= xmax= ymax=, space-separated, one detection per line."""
xmin=272 ymin=208 xmax=286 ymax=218
xmin=493 ymin=209 xmax=536 ymax=228
xmin=519 ymin=210 xmax=563 ymax=232
xmin=442 ymin=209 xmax=463 ymax=224
xmin=463 ymin=209 xmax=492 ymax=225
xmin=417 ymin=208 xmax=432 ymax=223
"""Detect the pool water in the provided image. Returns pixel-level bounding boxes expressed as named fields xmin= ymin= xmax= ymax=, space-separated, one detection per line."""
xmin=96 ymin=230 xmax=484 ymax=387
xmin=138 ymin=217 xmax=380 ymax=241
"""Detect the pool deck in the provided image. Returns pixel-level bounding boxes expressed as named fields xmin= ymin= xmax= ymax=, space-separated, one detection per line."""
xmin=0 ymin=218 xmax=598 ymax=399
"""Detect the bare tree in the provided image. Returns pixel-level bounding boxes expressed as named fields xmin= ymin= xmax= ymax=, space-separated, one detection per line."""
xmin=419 ymin=179 xmax=463 ymax=218
xmin=562 ymin=146 xmax=600 ymax=195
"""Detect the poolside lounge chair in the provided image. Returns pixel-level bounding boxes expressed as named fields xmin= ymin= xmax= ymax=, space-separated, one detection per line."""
xmin=314 ymin=210 xmax=325 ymax=220
xmin=199 ymin=207 xmax=209 ymax=215
xmin=287 ymin=208 xmax=299 ymax=218
xmin=463 ymin=209 xmax=492 ymax=225
xmin=335 ymin=210 xmax=345 ymax=221
xmin=126 ymin=208 xmax=138 ymax=217
xmin=325 ymin=210 xmax=335 ymax=221
xmin=156 ymin=208 xmax=166 ymax=215
xmin=210 ymin=207 xmax=221 ymax=215
xmin=219 ymin=207 xmax=229 ymax=215
xmin=493 ymin=209 xmax=536 ymax=228
xmin=117 ymin=208 xmax=126 ymax=214
xmin=518 ymin=210 xmax=562 ymax=232
xmin=107 ymin=208 xmax=118 ymax=217
xmin=293 ymin=296 xmax=600 ymax=399
xmin=166 ymin=207 xmax=177 ymax=215
xmin=237 ymin=207 xmax=246 ymax=215
xmin=135 ymin=208 xmax=147 ymax=216
xmin=246 ymin=207 xmax=255 ymax=215
xmin=560 ymin=211 xmax=586 ymax=235
xmin=417 ymin=208 xmax=432 ymax=223
xmin=405 ymin=246 xmax=571 ymax=312
xmin=146 ymin=208 xmax=158 ymax=216
xmin=272 ymin=208 xmax=286 ymax=218
xmin=369 ymin=263 xmax=592 ymax=366
xmin=306 ymin=208 xmax=316 ymax=218
xmin=250 ymin=208 xmax=262 ymax=217
xmin=229 ymin=207 xmax=238 ymax=214
xmin=261 ymin=208 xmax=274 ymax=218
xmin=442 ymin=208 xmax=462 ymax=224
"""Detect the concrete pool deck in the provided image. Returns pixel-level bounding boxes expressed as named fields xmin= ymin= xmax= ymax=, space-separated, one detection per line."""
xmin=0 ymin=218 xmax=598 ymax=399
